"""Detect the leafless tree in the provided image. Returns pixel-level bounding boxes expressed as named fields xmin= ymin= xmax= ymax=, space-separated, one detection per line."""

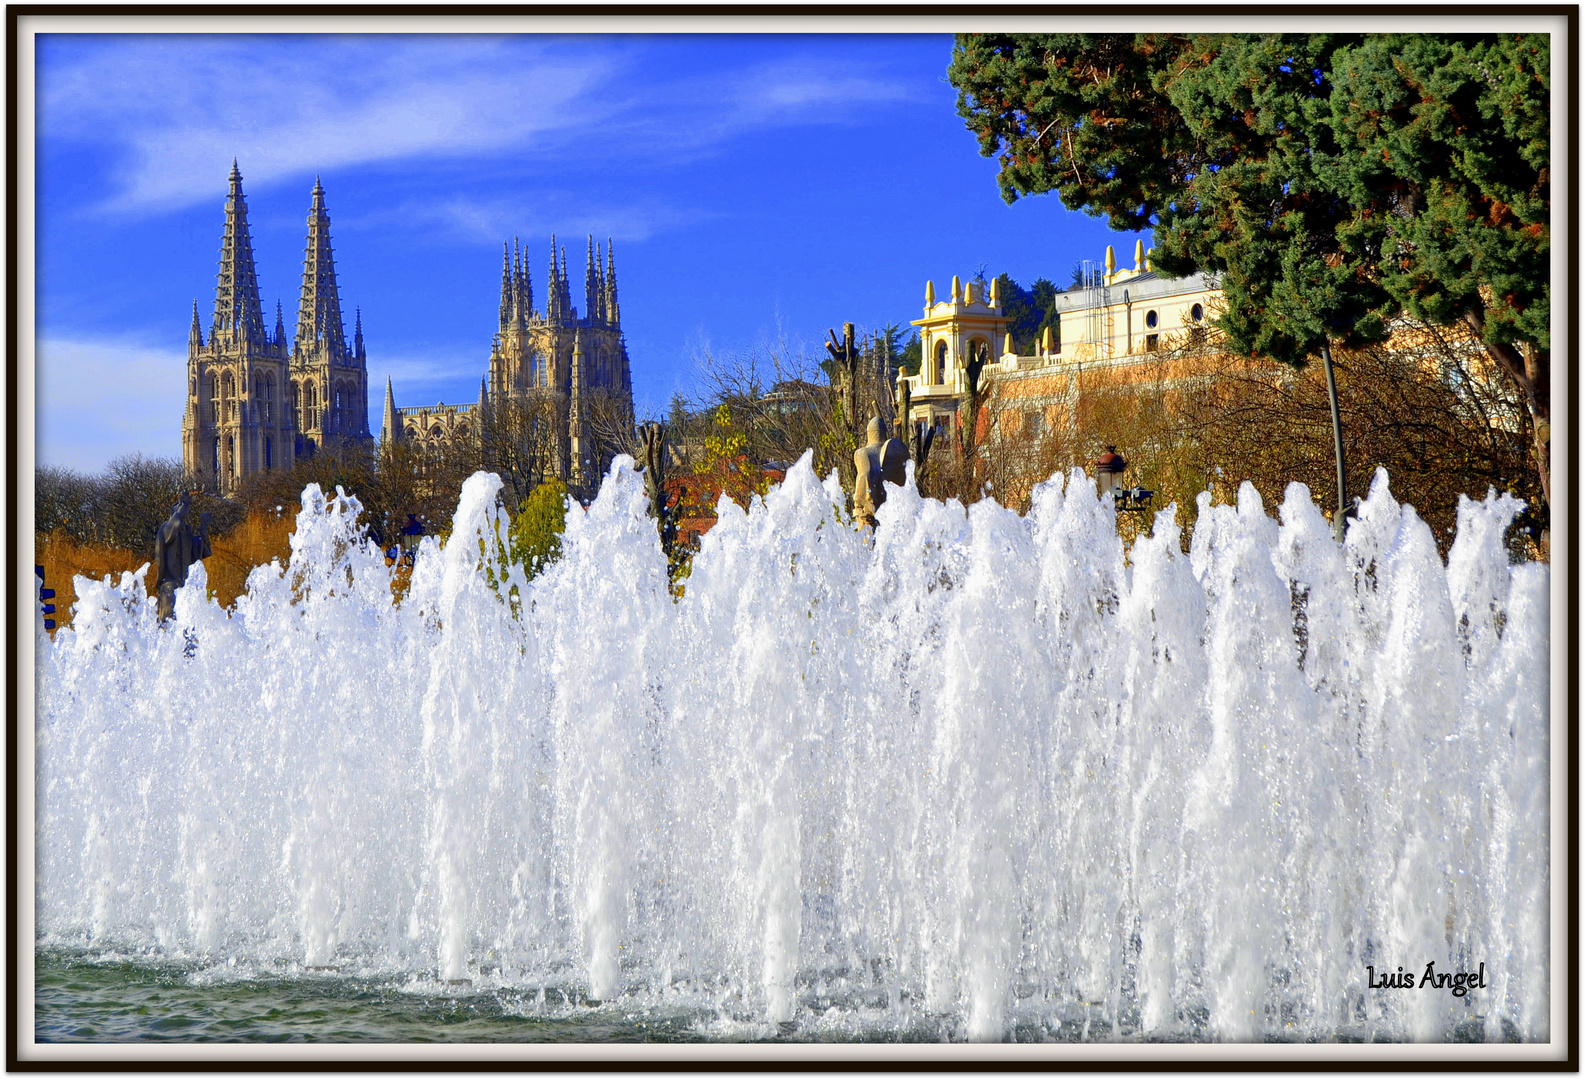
xmin=671 ymin=328 xmax=906 ymax=498
xmin=955 ymin=318 xmax=1540 ymax=557
xmin=476 ymin=390 xmax=564 ymax=508
xmin=36 ymin=454 xmax=243 ymax=554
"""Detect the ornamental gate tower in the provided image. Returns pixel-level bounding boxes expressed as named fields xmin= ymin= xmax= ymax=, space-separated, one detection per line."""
xmin=182 ymin=164 xmax=371 ymax=494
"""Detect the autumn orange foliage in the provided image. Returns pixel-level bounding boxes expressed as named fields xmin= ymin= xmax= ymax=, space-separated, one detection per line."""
xmin=35 ymin=510 xmax=295 ymax=632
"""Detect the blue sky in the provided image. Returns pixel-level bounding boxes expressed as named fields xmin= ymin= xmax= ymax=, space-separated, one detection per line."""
xmin=34 ymin=32 xmax=1130 ymax=472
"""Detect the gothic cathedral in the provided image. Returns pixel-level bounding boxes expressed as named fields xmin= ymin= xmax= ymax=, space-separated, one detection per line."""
xmin=182 ymin=162 xmax=371 ymax=495
xmin=382 ymin=235 xmax=634 ymax=494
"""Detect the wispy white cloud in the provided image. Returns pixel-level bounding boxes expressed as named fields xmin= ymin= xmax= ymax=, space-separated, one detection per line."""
xmin=347 ymin=192 xmax=719 ymax=246
xmin=39 ymin=35 xmax=921 ymax=218
xmin=42 ymin=36 xmax=623 ymax=214
xmin=36 ymin=336 xmax=187 ymax=471
xmin=369 ymin=349 xmax=485 ymax=394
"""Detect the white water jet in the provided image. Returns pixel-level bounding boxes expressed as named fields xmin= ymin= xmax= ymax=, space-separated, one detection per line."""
xmin=35 ymin=457 xmax=1549 ymax=1041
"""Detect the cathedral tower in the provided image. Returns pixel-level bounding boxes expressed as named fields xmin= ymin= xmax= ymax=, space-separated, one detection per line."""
xmin=386 ymin=233 xmax=635 ymax=499
xmin=290 ymin=176 xmax=370 ymax=458
xmin=182 ymin=161 xmax=295 ymax=495
xmin=182 ymin=167 xmax=371 ymax=495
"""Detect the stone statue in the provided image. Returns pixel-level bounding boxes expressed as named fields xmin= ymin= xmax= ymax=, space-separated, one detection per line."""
xmin=852 ymin=416 xmax=909 ymax=528
xmin=153 ymin=490 xmax=212 ymax=623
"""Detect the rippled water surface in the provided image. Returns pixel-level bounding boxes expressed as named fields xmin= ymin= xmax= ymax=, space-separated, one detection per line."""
xmin=34 ymin=947 xmax=1124 ymax=1044
xmin=35 ymin=947 xmax=1517 ymax=1045
xmin=35 ymin=948 xmax=727 ymax=1043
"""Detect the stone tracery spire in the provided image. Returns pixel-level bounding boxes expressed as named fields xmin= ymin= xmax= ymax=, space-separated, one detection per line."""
xmin=585 ymin=235 xmax=600 ymax=325
xmin=559 ymin=244 xmax=571 ymax=323
xmin=381 ymin=376 xmax=399 ymax=445
xmin=515 ymin=236 xmax=532 ymax=321
xmin=547 ymin=234 xmax=562 ymax=322
xmin=510 ymin=238 xmax=520 ymax=324
xmin=212 ymin=159 xmax=267 ymax=346
xmin=190 ymin=300 xmax=204 ymax=350
xmin=604 ymin=239 xmax=620 ymax=327
xmin=294 ymin=176 xmax=347 ymax=359
xmin=499 ymin=242 xmax=513 ymax=329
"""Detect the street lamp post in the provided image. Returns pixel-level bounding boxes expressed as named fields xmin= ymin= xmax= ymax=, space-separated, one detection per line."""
xmin=1093 ymin=445 xmax=1156 ymax=514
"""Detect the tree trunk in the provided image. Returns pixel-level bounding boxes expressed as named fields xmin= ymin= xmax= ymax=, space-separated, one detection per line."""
xmin=1462 ymin=308 xmax=1550 ymax=515
xmin=1320 ymin=339 xmax=1349 ymax=544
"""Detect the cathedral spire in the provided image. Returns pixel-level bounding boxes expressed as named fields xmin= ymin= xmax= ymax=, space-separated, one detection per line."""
xmin=211 ymin=161 xmax=267 ymax=346
xmin=354 ymin=307 xmax=365 ymax=361
xmin=547 ymin=234 xmax=561 ymax=321
xmin=189 ymin=299 xmax=204 ymax=350
xmin=381 ymin=376 xmax=399 ymax=446
xmin=519 ymin=247 xmax=533 ymax=321
xmin=559 ymin=244 xmax=571 ymax=323
xmin=585 ymin=235 xmax=600 ymax=325
xmin=511 ymin=237 xmax=522 ymax=325
xmin=499 ymin=242 xmax=513 ymax=329
xmin=274 ymin=301 xmax=286 ymax=348
xmin=294 ymin=176 xmax=347 ymax=360
xmin=605 ymin=239 xmax=620 ymax=327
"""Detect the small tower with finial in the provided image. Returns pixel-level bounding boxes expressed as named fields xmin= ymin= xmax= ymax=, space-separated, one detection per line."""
xmin=604 ymin=239 xmax=620 ymax=327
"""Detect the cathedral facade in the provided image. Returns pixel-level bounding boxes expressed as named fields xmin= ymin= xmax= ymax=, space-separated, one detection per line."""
xmin=182 ymin=163 xmax=372 ymax=495
xmin=383 ymin=235 xmax=634 ymax=495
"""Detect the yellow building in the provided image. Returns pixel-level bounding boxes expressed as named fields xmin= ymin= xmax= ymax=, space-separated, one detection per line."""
xmin=899 ymin=240 xmax=1223 ymax=436
xmin=906 ymin=272 xmax=1011 ymax=436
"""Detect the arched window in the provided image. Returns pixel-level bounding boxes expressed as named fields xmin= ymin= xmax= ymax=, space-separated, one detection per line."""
xmin=210 ymin=373 xmax=221 ymax=423
xmin=291 ymin=381 xmax=301 ymax=428
xmin=455 ymin=422 xmax=470 ymax=441
xmin=264 ymin=437 xmax=272 ymax=469
xmin=933 ymin=340 xmax=948 ymax=385
xmin=1145 ymin=309 xmax=1160 ymax=352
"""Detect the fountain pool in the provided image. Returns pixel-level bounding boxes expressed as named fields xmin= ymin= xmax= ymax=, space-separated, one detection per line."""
xmin=35 ymin=456 xmax=1549 ymax=1043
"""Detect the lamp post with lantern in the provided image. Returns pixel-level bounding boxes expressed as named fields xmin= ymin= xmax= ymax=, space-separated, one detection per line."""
xmin=1092 ymin=445 xmax=1155 ymax=514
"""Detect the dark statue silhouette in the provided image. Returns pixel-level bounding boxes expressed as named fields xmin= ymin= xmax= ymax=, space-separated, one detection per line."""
xmin=153 ymin=490 xmax=212 ymax=623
